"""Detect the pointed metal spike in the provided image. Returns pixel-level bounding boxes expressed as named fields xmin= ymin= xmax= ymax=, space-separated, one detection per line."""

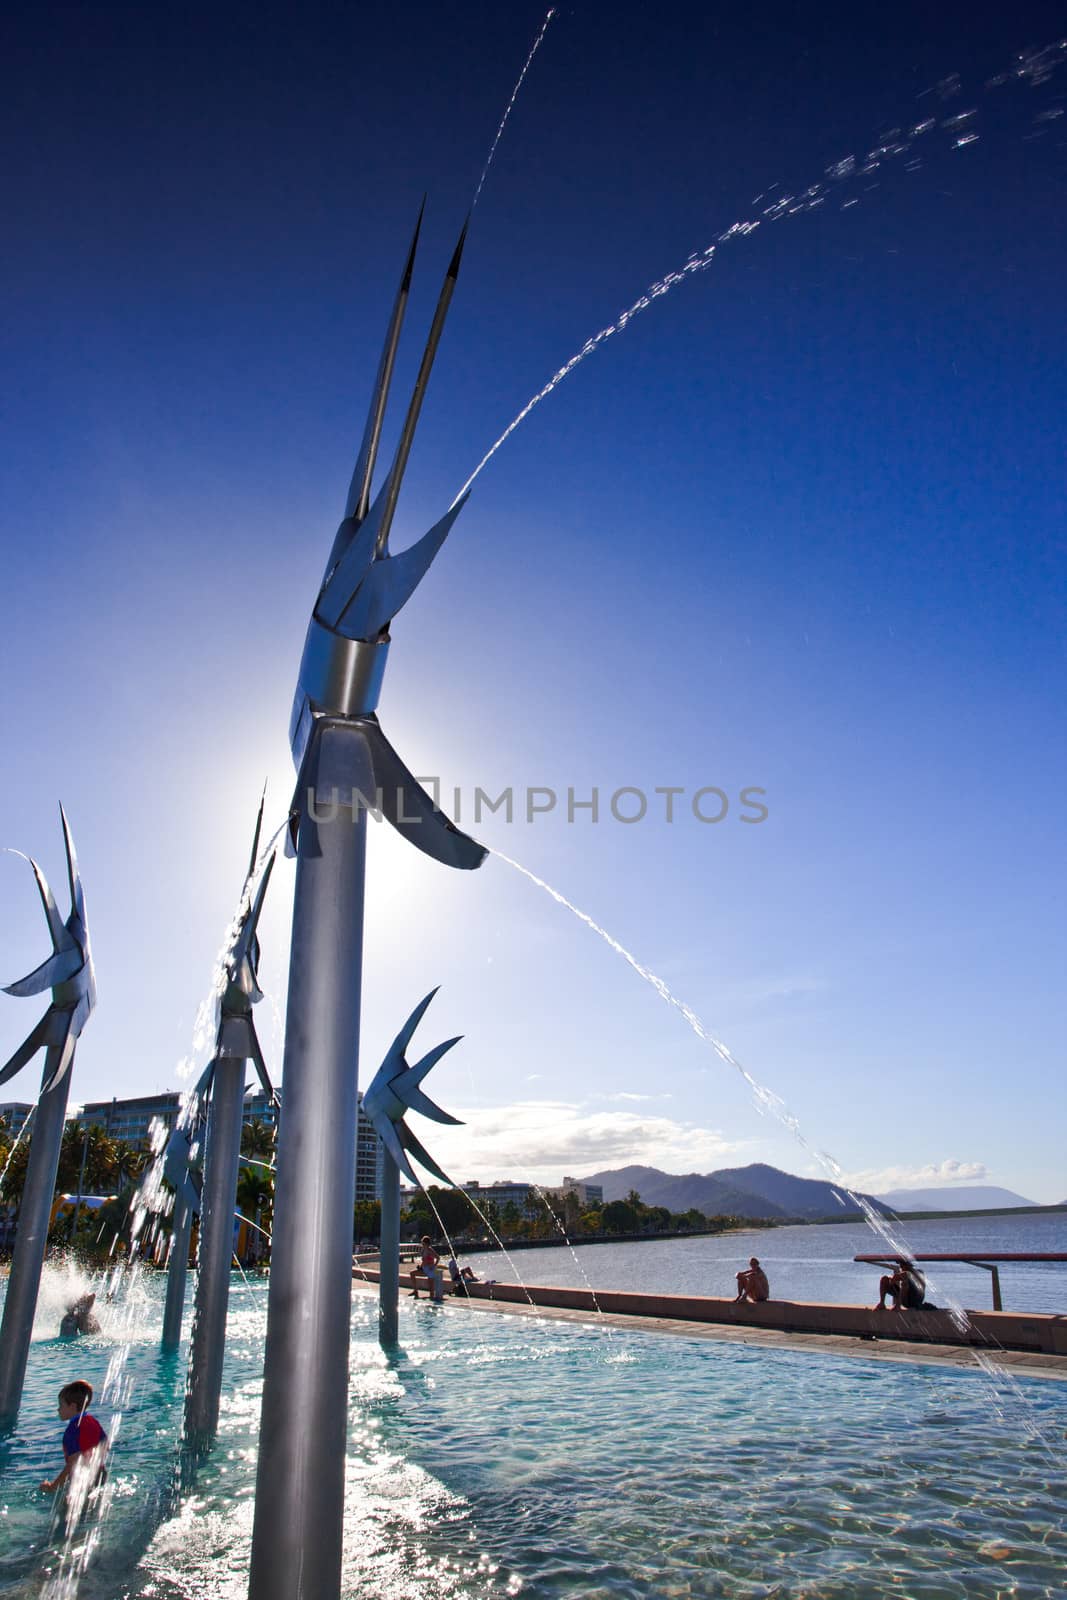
xmin=343 ymin=203 xmax=425 ymax=529
xmin=373 ymin=223 xmax=468 ymax=559
xmin=446 ymin=214 xmax=470 ymax=281
xmin=407 ymin=1036 xmax=462 ymax=1087
xmin=59 ymin=805 xmax=84 ymax=923
xmin=383 ymin=988 xmax=439 ymax=1068
xmin=248 ymin=789 xmax=267 ymax=882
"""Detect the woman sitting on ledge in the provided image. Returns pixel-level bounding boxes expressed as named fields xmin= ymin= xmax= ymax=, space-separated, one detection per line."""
xmin=734 ymin=1258 xmax=770 ymax=1303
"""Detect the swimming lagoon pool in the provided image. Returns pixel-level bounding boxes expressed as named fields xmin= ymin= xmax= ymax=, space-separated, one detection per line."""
xmin=0 ymin=1272 xmax=1063 ymax=1598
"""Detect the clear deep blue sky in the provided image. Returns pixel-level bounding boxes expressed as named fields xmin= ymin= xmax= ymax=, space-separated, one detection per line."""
xmin=1 ymin=4 xmax=1064 ymax=1202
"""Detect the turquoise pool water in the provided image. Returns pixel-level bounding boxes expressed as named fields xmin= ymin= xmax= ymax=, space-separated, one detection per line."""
xmin=0 ymin=1270 xmax=1064 ymax=1597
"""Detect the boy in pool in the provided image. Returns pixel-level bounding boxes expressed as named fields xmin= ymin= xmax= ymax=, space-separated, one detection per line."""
xmin=40 ymin=1380 xmax=107 ymax=1495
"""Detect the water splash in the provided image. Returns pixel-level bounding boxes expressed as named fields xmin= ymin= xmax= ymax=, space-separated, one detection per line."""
xmin=472 ymin=7 xmax=557 ymax=210
xmin=525 ymin=1180 xmax=612 ymax=1324
xmin=452 ymin=35 xmax=1067 ymax=504
xmin=488 ymin=847 xmax=1064 ymax=1462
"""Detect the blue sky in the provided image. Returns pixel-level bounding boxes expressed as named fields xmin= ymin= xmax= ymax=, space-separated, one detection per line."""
xmin=1 ymin=4 xmax=1064 ymax=1202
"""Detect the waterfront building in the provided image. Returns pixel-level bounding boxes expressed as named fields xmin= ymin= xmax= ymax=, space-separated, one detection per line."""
xmin=560 ymin=1176 xmax=603 ymax=1207
xmin=0 ymin=1102 xmax=34 ymax=1141
xmin=78 ymin=1092 xmax=182 ymax=1147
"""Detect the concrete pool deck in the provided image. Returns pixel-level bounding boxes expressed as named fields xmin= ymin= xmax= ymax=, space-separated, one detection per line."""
xmin=351 ymin=1271 xmax=1067 ymax=1381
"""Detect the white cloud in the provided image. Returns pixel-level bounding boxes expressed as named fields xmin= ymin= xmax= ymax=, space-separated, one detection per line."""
xmin=424 ymin=1100 xmax=745 ymax=1187
xmin=842 ymin=1158 xmax=989 ymax=1193
xmin=601 ymin=1091 xmax=673 ymax=1104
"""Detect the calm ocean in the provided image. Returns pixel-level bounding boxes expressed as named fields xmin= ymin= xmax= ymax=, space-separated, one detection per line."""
xmin=459 ymin=1209 xmax=1067 ymax=1315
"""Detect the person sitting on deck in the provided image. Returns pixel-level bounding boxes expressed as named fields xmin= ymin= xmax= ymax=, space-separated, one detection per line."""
xmin=734 ymin=1258 xmax=770 ymax=1303
xmin=447 ymin=1256 xmax=479 ymax=1294
xmin=875 ymin=1260 xmax=926 ymax=1311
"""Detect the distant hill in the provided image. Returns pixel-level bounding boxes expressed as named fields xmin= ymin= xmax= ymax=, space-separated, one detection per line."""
xmin=579 ymin=1162 xmax=889 ymax=1221
xmin=877 ymin=1185 xmax=1037 ymax=1212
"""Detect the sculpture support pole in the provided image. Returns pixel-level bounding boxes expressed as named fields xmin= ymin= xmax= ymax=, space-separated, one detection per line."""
xmin=185 ymin=1057 xmax=246 ymax=1439
xmin=378 ymin=1148 xmax=400 ymax=1347
xmin=249 ymin=725 xmax=370 ymax=1600
xmin=0 ymin=1046 xmax=69 ymax=1423
xmin=162 ymin=1192 xmax=193 ymax=1351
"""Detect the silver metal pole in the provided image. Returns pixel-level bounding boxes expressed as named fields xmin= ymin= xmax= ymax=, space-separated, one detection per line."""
xmin=378 ymin=1148 xmax=400 ymax=1347
xmin=185 ymin=1057 xmax=246 ymax=1440
xmin=0 ymin=1048 xmax=68 ymax=1422
xmin=161 ymin=1192 xmax=193 ymax=1351
xmin=248 ymin=724 xmax=370 ymax=1600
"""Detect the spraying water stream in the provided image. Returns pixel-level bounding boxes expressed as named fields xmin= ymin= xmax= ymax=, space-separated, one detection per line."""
xmin=452 ymin=35 xmax=1067 ymax=504
xmin=487 ymin=847 xmax=1065 ymax=1462
xmin=471 ymin=7 xmax=557 ymax=210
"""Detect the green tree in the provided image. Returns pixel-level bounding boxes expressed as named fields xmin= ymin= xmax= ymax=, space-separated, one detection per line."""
xmin=601 ymin=1199 xmax=637 ymax=1234
xmin=236 ymin=1163 xmax=273 ymax=1264
xmin=353 ymin=1200 xmax=381 ymax=1244
xmin=241 ymin=1117 xmax=275 ymax=1159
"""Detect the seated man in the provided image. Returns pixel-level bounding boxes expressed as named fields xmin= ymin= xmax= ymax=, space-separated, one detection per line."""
xmin=875 ymin=1260 xmax=925 ymax=1310
xmin=734 ymin=1257 xmax=770 ymax=1303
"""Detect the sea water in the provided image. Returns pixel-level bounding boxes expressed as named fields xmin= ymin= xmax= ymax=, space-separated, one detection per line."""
xmin=0 ymin=1271 xmax=1063 ymax=1597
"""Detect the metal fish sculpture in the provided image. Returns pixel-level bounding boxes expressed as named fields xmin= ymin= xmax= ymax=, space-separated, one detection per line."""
xmin=1 ymin=806 xmax=96 ymax=1096
xmin=363 ymin=987 xmax=463 ymax=1186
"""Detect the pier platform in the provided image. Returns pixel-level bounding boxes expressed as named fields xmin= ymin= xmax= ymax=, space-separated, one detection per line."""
xmin=351 ymin=1263 xmax=1067 ymax=1374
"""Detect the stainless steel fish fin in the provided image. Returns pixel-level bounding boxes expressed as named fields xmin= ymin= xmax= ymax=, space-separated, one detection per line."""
xmin=249 ymin=1029 xmax=274 ymax=1103
xmin=364 ymin=721 xmax=487 ymax=870
xmin=23 ymin=857 xmax=66 ymax=950
xmin=382 ymin=989 xmax=439 ymax=1070
xmin=3 ymin=946 xmax=81 ymax=997
xmin=407 ymin=1035 xmax=461 ymax=1087
xmin=0 ymin=1013 xmax=50 ymax=1084
xmin=398 ymin=1123 xmax=453 ymax=1188
xmin=40 ymin=1023 xmax=77 ymax=1094
xmin=246 ymin=849 xmax=276 ymax=940
xmin=336 ymin=497 xmax=466 ymax=639
xmin=378 ymin=1118 xmax=419 ymax=1187
xmin=315 ymin=497 xmax=387 ymax=629
xmin=404 ymin=1083 xmax=464 ymax=1126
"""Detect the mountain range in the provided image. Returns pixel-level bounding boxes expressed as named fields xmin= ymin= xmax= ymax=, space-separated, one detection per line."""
xmin=875 ymin=1185 xmax=1036 ymax=1211
xmin=577 ymin=1162 xmax=891 ymax=1221
xmin=578 ymin=1164 xmax=1045 ymax=1221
